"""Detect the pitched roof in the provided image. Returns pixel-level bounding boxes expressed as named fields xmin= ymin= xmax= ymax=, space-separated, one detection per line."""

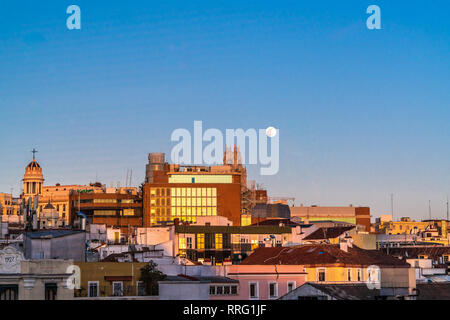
xmin=287 ymin=283 xmax=381 ymax=300
xmin=416 ymin=283 xmax=450 ymax=300
xmin=249 ymin=219 xmax=305 ymax=227
xmin=383 ymin=246 xmax=450 ymax=260
xmin=303 ymin=226 xmax=355 ymax=240
xmin=25 ymin=229 xmax=84 ymax=239
xmin=164 ymin=275 xmax=238 ymax=284
xmin=240 ymin=244 xmax=410 ymax=267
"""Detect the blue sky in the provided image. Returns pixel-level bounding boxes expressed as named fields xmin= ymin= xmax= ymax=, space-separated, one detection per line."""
xmin=0 ymin=1 xmax=449 ymax=220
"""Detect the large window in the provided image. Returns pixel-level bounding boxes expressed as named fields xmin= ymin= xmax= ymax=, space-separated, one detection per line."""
xmin=197 ymin=234 xmax=205 ymax=249
xmin=210 ymin=285 xmax=238 ymax=296
xmin=88 ymin=281 xmax=99 ymax=297
xmin=137 ymin=281 xmax=146 ymax=296
xmin=0 ymin=285 xmax=18 ymax=300
xmin=287 ymin=282 xmax=296 ymax=293
xmin=249 ymin=282 xmax=259 ymax=300
xmin=149 ymin=187 xmax=218 ymax=225
xmin=45 ymin=283 xmax=57 ymax=300
xmin=112 ymin=282 xmax=123 ymax=296
xmin=215 ymin=234 xmax=223 ymax=249
xmin=269 ymin=282 xmax=278 ymax=299
xmin=317 ymin=268 xmax=326 ymax=282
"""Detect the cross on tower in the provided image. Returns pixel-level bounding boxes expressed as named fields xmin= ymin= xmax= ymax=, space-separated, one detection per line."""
xmin=31 ymin=148 xmax=38 ymax=160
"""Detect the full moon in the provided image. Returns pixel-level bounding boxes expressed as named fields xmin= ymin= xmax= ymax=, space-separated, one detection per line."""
xmin=265 ymin=126 xmax=277 ymax=138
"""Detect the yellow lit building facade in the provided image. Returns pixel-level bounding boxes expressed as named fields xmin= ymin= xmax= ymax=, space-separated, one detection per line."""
xmin=143 ymin=170 xmax=242 ymax=226
xmin=148 ymin=187 xmax=218 ymax=225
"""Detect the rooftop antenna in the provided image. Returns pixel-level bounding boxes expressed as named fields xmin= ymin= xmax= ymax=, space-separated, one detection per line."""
xmin=391 ymin=193 xmax=394 ymax=221
xmin=125 ymin=169 xmax=129 ymax=188
xmin=428 ymin=200 xmax=432 ymax=220
xmin=446 ymin=196 xmax=449 ymax=221
xmin=129 ymin=169 xmax=132 ymax=187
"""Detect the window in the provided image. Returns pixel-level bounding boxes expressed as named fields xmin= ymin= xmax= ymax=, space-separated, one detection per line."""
xmin=287 ymin=282 xmax=296 ymax=293
xmin=88 ymin=281 xmax=99 ymax=297
xmin=347 ymin=268 xmax=352 ymax=282
xmin=187 ymin=237 xmax=193 ymax=249
xmin=0 ymin=285 xmax=18 ymax=300
xmin=45 ymin=283 xmax=57 ymax=300
xmin=216 ymin=286 xmax=223 ymax=295
xmin=231 ymin=285 xmax=237 ymax=295
xmin=215 ymin=234 xmax=223 ymax=249
xmin=224 ymin=286 xmax=230 ymax=295
xmin=197 ymin=234 xmax=205 ymax=249
xmin=317 ymin=268 xmax=326 ymax=282
xmin=357 ymin=269 xmax=362 ymax=282
xmin=249 ymin=282 xmax=259 ymax=300
xmin=209 ymin=285 xmax=238 ymax=296
xmin=269 ymin=282 xmax=278 ymax=299
xmin=113 ymin=282 xmax=123 ymax=296
xmin=179 ymin=238 xmax=187 ymax=250
xmin=137 ymin=281 xmax=146 ymax=296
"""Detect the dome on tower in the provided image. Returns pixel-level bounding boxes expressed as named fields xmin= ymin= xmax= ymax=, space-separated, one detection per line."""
xmin=26 ymin=159 xmax=41 ymax=169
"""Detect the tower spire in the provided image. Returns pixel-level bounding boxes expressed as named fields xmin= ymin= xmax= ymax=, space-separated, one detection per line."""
xmin=31 ymin=148 xmax=38 ymax=160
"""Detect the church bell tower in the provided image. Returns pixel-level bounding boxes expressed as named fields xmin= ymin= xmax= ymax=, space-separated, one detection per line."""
xmin=23 ymin=149 xmax=44 ymax=202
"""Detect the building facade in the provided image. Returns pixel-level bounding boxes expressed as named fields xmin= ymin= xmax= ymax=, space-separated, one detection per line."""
xmin=0 ymin=246 xmax=74 ymax=300
xmin=291 ymin=205 xmax=371 ymax=231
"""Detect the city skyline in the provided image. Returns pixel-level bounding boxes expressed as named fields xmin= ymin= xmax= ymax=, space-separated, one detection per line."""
xmin=1 ymin=1 xmax=449 ymax=220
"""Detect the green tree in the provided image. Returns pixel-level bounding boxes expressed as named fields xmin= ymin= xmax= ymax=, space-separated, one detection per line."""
xmin=139 ymin=260 xmax=166 ymax=296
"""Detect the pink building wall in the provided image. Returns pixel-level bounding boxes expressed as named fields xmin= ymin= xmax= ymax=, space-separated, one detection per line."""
xmin=225 ymin=265 xmax=307 ymax=300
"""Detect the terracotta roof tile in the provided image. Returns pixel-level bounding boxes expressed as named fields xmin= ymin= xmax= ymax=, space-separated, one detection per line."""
xmin=303 ymin=226 xmax=355 ymax=240
xmin=240 ymin=244 xmax=410 ymax=267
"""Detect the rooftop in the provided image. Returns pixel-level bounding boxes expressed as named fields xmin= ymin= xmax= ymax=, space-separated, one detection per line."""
xmin=287 ymin=283 xmax=381 ymax=300
xmin=303 ymin=226 xmax=355 ymax=240
xmin=175 ymin=225 xmax=293 ymax=234
xmin=240 ymin=244 xmax=410 ymax=267
xmin=25 ymin=229 xmax=85 ymax=239
xmin=383 ymin=246 xmax=450 ymax=260
xmin=164 ymin=274 xmax=239 ymax=284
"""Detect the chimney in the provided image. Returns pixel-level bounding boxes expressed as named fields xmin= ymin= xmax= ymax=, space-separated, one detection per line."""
xmin=340 ymin=241 xmax=349 ymax=253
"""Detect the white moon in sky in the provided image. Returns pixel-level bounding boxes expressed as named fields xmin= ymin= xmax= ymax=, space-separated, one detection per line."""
xmin=266 ymin=126 xmax=277 ymax=138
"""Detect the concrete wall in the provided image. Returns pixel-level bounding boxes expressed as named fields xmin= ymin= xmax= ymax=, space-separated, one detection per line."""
xmin=227 ymin=265 xmax=306 ymax=300
xmin=75 ymin=262 xmax=147 ymax=297
xmin=25 ymin=232 xmax=86 ymax=261
xmin=159 ymin=281 xmax=210 ymax=300
xmin=349 ymin=231 xmax=377 ymax=250
xmin=380 ymin=267 xmax=416 ymax=295
xmin=136 ymin=227 xmax=173 ymax=245
xmin=18 ymin=260 xmax=74 ymax=300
